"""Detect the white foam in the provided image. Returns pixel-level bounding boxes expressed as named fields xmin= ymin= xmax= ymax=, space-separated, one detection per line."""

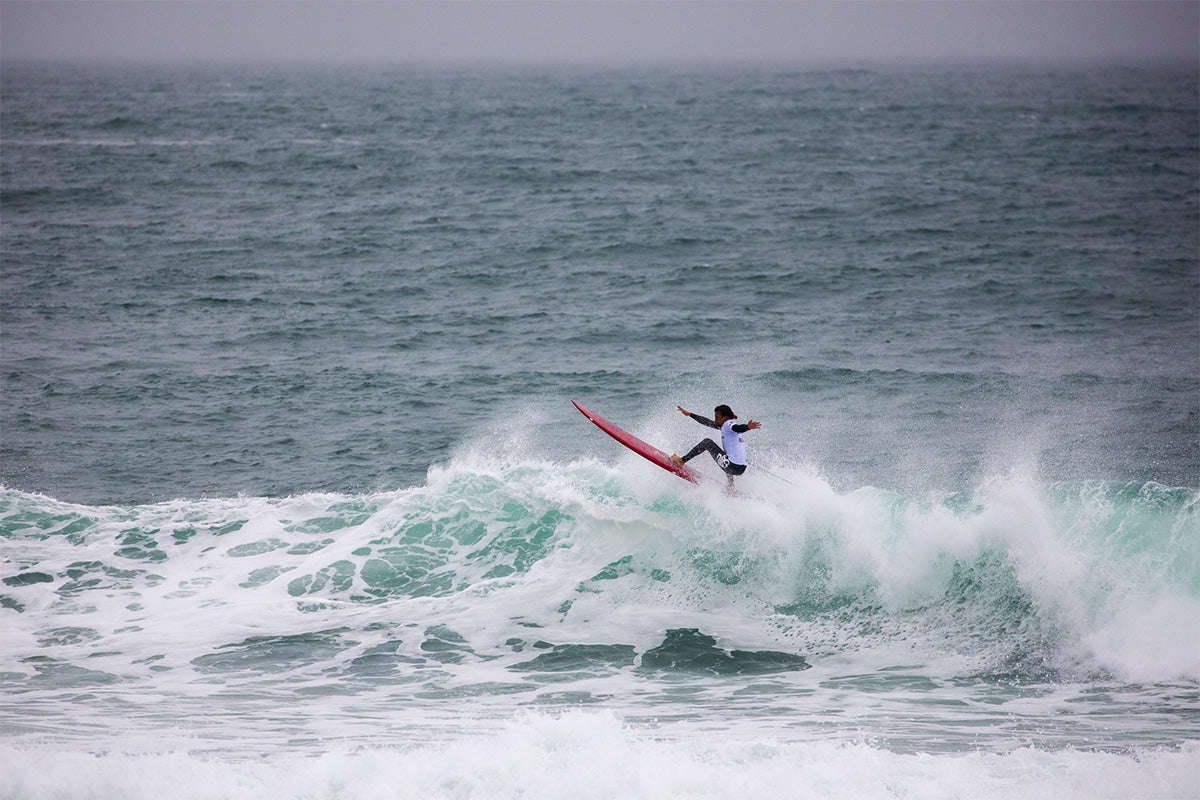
xmin=2 ymin=469 xmax=1197 ymax=762
xmin=1 ymin=712 xmax=1195 ymax=800
xmin=8 ymin=463 xmax=1197 ymax=683
xmin=1084 ymin=594 xmax=1200 ymax=683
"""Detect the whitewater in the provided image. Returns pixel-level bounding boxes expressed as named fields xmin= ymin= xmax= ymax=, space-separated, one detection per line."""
xmin=2 ymin=62 xmax=1198 ymax=797
xmin=3 ymin=460 xmax=1197 ymax=797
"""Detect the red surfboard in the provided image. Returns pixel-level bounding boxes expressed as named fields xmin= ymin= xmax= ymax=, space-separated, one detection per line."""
xmin=572 ymin=401 xmax=716 ymax=486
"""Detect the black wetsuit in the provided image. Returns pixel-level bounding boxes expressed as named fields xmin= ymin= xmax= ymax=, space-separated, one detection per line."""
xmin=679 ymin=413 xmax=751 ymax=479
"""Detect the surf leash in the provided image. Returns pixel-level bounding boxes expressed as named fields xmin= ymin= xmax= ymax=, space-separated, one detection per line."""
xmin=750 ymin=463 xmax=796 ymax=486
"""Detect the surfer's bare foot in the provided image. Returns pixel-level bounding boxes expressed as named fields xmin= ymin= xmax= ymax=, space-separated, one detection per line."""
xmin=671 ymin=454 xmax=684 ymax=467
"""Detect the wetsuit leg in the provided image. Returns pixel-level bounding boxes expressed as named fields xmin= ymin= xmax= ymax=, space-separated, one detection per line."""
xmin=681 ymin=438 xmax=723 ymax=464
xmin=681 ymin=439 xmax=748 ymax=480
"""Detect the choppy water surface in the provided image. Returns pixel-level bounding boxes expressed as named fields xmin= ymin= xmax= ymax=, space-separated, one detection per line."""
xmin=2 ymin=62 xmax=1197 ymax=798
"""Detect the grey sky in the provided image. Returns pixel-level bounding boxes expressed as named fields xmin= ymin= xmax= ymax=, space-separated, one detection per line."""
xmin=1 ymin=1 xmax=1197 ymax=65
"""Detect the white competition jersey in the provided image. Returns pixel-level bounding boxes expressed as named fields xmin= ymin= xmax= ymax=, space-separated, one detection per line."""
xmin=720 ymin=420 xmax=748 ymax=466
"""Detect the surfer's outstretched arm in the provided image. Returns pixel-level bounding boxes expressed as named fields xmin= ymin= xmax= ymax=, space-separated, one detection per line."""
xmin=677 ymin=405 xmax=719 ymax=429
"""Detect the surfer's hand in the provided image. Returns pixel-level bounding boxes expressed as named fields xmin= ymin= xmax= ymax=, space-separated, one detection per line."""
xmin=677 ymin=405 xmax=690 ymax=416
xmin=746 ymin=420 xmax=762 ymax=430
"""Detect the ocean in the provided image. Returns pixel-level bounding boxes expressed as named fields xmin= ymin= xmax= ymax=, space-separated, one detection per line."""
xmin=1 ymin=61 xmax=1197 ymax=798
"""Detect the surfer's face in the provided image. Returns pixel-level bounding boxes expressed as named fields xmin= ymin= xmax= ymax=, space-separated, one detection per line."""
xmin=714 ymin=410 xmax=730 ymax=426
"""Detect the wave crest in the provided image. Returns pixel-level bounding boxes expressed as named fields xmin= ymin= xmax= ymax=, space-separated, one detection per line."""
xmin=1 ymin=466 xmax=1196 ymax=683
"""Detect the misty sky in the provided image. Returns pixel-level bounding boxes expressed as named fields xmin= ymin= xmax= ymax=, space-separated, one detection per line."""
xmin=1 ymin=1 xmax=1197 ymax=65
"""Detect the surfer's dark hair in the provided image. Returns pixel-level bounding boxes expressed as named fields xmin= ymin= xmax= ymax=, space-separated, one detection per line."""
xmin=714 ymin=404 xmax=736 ymax=419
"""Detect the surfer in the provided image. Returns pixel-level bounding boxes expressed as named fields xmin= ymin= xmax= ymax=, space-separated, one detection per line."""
xmin=671 ymin=404 xmax=761 ymax=483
